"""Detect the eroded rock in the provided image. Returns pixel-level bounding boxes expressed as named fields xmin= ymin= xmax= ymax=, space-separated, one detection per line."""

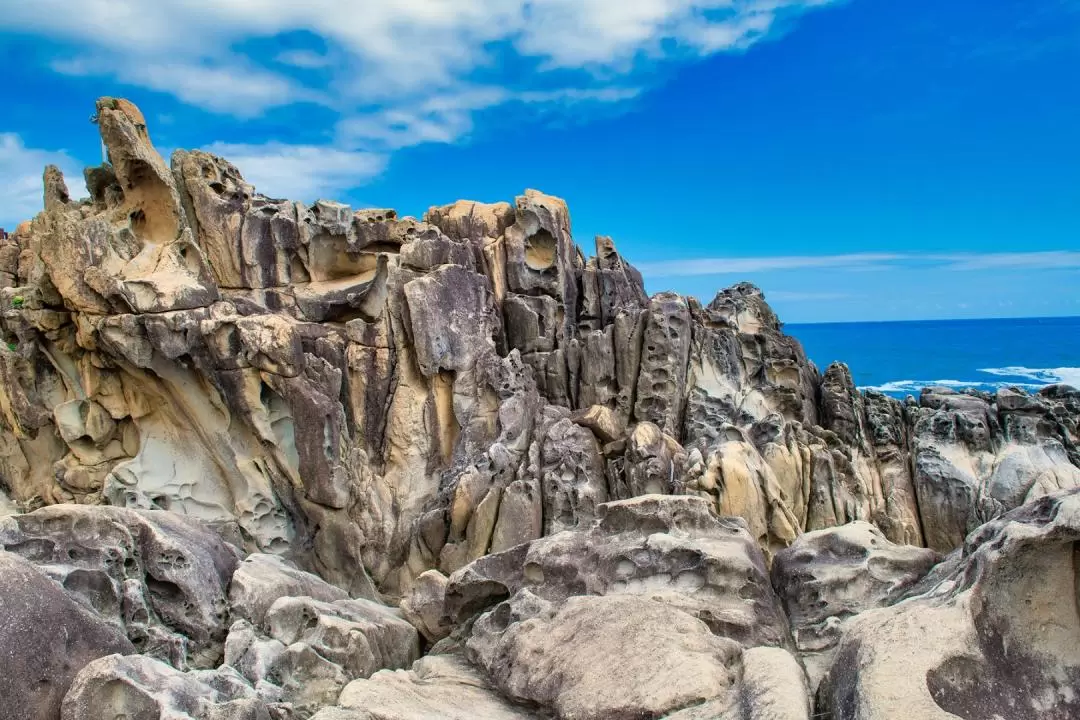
xmin=818 ymin=488 xmax=1080 ymax=719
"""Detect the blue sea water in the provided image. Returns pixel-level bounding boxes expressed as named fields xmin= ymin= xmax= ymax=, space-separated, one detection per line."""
xmin=786 ymin=316 xmax=1080 ymax=397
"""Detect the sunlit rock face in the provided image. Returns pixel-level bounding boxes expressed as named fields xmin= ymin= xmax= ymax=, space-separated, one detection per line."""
xmin=0 ymin=98 xmax=1078 ymax=720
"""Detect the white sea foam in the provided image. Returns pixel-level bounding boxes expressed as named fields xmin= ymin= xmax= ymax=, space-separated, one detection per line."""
xmin=978 ymin=366 xmax=1080 ymax=388
xmin=862 ymin=367 xmax=1080 ymax=395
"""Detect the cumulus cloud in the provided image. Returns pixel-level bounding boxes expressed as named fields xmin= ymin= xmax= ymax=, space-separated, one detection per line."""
xmin=0 ymin=134 xmax=85 ymax=229
xmin=5 ymin=1 xmax=840 ymax=91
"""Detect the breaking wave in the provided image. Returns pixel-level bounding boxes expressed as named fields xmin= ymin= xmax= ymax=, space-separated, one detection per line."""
xmin=977 ymin=366 xmax=1080 ymax=388
xmin=861 ymin=367 xmax=1080 ymax=396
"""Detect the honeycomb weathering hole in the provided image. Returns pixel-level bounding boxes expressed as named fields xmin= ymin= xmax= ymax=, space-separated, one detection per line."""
xmin=524 ymin=229 xmax=557 ymax=271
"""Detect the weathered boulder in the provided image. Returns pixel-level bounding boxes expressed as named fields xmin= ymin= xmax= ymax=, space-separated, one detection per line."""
xmin=320 ymin=654 xmax=542 ymax=720
xmin=225 ymin=595 xmax=419 ymax=714
xmin=445 ymin=495 xmax=792 ymax=649
xmin=911 ymin=386 xmax=1080 ymax=551
xmin=0 ymin=551 xmax=134 ymax=720
xmin=228 ymin=552 xmax=352 ymax=626
xmin=818 ymin=488 xmax=1080 ymax=719
xmin=61 ymin=654 xmax=271 ymax=720
xmin=469 ymin=591 xmax=745 ymax=719
xmin=770 ymin=521 xmax=939 ymax=689
xmin=0 ymin=505 xmax=239 ymax=668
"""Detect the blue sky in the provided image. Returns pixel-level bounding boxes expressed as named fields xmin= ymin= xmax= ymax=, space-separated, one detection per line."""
xmin=1 ymin=0 xmax=1078 ymax=323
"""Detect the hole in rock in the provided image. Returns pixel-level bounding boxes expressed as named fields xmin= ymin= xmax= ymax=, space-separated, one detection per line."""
xmin=524 ymin=229 xmax=557 ymax=271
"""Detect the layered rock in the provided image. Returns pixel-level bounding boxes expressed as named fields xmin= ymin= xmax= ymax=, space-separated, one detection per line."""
xmin=1 ymin=97 xmax=1079 ymax=720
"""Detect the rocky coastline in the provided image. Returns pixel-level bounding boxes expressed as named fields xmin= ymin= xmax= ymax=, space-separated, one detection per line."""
xmin=1 ymin=98 xmax=1078 ymax=720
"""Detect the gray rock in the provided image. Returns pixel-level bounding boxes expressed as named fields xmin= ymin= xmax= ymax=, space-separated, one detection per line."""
xmin=225 ymin=595 xmax=420 ymax=715
xmin=229 ymin=552 xmax=350 ymax=626
xmin=0 ymin=551 xmax=134 ymax=720
xmin=61 ymin=654 xmax=271 ymax=720
xmin=446 ymin=495 xmax=792 ymax=650
xmin=321 ymin=654 xmax=542 ymax=720
xmin=0 ymin=505 xmax=239 ymax=668
xmin=468 ymin=591 xmax=744 ymax=719
xmin=818 ymin=489 xmax=1080 ymax=719
xmin=770 ymin=521 xmax=939 ymax=689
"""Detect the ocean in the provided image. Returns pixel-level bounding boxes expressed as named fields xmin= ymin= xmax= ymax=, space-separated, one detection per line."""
xmin=786 ymin=316 xmax=1080 ymax=398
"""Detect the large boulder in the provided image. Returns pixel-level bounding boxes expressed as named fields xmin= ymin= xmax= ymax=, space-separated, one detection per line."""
xmin=445 ymin=495 xmax=792 ymax=649
xmin=318 ymin=654 xmax=541 ymax=720
xmin=818 ymin=488 xmax=1080 ymax=719
xmin=0 ymin=505 xmax=239 ymax=668
xmin=0 ymin=551 xmax=134 ymax=720
xmin=770 ymin=521 xmax=939 ymax=689
xmin=61 ymin=654 xmax=271 ymax=720
xmin=225 ymin=595 xmax=419 ymax=715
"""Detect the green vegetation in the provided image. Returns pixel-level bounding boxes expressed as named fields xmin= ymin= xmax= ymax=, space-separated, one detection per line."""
xmin=11 ymin=295 xmax=24 ymax=308
xmin=5 ymin=342 xmax=16 ymax=352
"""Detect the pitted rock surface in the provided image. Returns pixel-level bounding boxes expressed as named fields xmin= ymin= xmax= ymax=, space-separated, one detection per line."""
xmin=0 ymin=97 xmax=1077 ymax=720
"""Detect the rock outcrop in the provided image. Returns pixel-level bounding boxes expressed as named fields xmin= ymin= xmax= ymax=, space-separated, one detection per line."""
xmin=818 ymin=489 xmax=1080 ymax=720
xmin=0 ymin=550 xmax=133 ymax=720
xmin=0 ymin=98 xmax=1078 ymax=720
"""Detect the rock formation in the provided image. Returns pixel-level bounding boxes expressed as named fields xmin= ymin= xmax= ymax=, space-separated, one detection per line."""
xmin=0 ymin=98 xmax=1078 ymax=719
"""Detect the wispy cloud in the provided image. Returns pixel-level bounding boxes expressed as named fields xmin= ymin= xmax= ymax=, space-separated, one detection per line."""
xmin=2 ymin=0 xmax=843 ymax=200
xmin=640 ymin=251 xmax=1080 ymax=277
xmin=0 ymin=134 xmax=85 ymax=228
xmin=4 ymin=1 xmax=842 ymax=95
xmin=764 ymin=290 xmax=853 ymax=302
xmin=202 ymin=142 xmax=387 ymax=202
xmin=53 ymin=56 xmax=323 ymax=117
xmin=936 ymin=251 xmax=1080 ymax=271
xmin=639 ymin=253 xmax=904 ymax=276
xmin=336 ymin=86 xmax=641 ymax=151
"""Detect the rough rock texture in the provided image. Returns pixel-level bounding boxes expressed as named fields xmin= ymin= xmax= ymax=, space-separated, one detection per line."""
xmin=1 ymin=98 xmax=1079 ymax=720
xmin=61 ymin=654 xmax=271 ymax=720
xmin=331 ymin=495 xmax=806 ymax=720
xmin=3 ymin=99 xmax=1078 ymax=596
xmin=444 ymin=494 xmax=791 ymax=649
xmin=0 ymin=504 xmax=239 ymax=668
xmin=318 ymin=654 xmax=542 ymax=720
xmin=0 ymin=551 xmax=134 ymax=720
xmin=226 ymin=595 xmax=419 ymax=714
xmin=818 ymin=488 xmax=1080 ymax=719
xmin=770 ymin=521 xmax=940 ymax=689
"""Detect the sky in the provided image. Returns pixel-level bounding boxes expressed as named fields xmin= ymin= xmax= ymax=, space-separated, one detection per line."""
xmin=1 ymin=0 xmax=1078 ymax=323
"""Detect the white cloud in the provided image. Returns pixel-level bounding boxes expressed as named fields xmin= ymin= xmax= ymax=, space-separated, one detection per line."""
xmin=934 ymin=251 xmax=1080 ymax=271
xmin=638 ymin=251 xmax=1080 ymax=277
xmin=639 ymin=253 xmax=904 ymax=276
xmin=336 ymin=86 xmax=641 ymax=150
xmin=3 ymin=0 xmax=840 ymax=201
xmin=0 ymin=134 xmax=85 ymax=229
xmin=2 ymin=0 xmax=839 ymax=115
xmin=202 ymin=142 xmax=387 ymax=202
xmin=275 ymin=50 xmax=333 ymax=70
xmin=53 ymin=56 xmax=321 ymax=117
xmin=765 ymin=290 xmax=852 ymax=302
